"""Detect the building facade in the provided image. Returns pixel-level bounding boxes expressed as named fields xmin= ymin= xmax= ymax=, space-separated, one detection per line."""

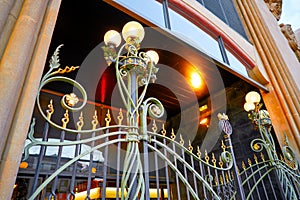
xmin=0 ymin=0 xmax=299 ymax=199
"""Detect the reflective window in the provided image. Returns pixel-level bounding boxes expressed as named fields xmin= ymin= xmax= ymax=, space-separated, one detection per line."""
xmin=112 ymin=0 xmax=165 ymax=27
xmin=168 ymin=8 xmax=223 ymax=62
xmin=226 ymin=49 xmax=249 ymax=77
xmin=199 ymin=0 xmax=248 ymax=39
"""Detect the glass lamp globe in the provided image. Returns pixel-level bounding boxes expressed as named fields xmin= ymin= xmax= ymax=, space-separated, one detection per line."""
xmin=122 ymin=21 xmax=145 ymax=44
xmin=146 ymin=50 xmax=159 ymax=64
xmin=244 ymin=102 xmax=255 ymax=112
xmin=245 ymin=91 xmax=261 ymax=103
xmin=104 ymin=30 xmax=121 ymax=47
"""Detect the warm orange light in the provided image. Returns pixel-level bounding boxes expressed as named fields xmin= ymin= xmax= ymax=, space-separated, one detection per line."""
xmin=199 ymin=118 xmax=208 ymax=125
xmin=191 ymin=72 xmax=201 ymax=88
xmin=14 ymin=184 xmax=18 ymax=189
xmin=19 ymin=161 xmax=28 ymax=169
xmin=199 ymin=104 xmax=208 ymax=112
xmin=92 ymin=167 xmax=97 ymax=173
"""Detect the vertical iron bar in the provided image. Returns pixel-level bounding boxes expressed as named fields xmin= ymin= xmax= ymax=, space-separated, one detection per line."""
xmin=41 ymin=175 xmax=48 ymax=200
xmin=272 ymin=169 xmax=286 ymax=199
xmin=116 ymin=128 xmax=121 ymax=200
xmin=190 ymin=155 xmax=199 ymax=196
xmin=181 ymin=149 xmax=190 ymax=200
xmin=143 ymin=138 xmax=150 ymax=199
xmin=198 ymin=160 xmax=207 ymax=199
xmin=220 ymin=170 xmax=226 ymax=199
xmin=154 ymin=135 xmax=160 ymax=200
xmin=264 ymin=168 xmax=278 ymax=200
xmin=172 ymin=143 xmax=181 ymax=199
xmin=31 ymin=122 xmax=49 ymax=195
xmin=206 ymin=163 xmax=213 ymax=199
xmin=49 ymin=130 xmax=65 ymax=199
xmin=225 ymin=134 xmax=246 ymax=200
xmin=102 ymin=129 xmax=109 ymax=200
xmin=128 ymin=70 xmax=138 ymax=200
xmin=86 ymin=131 xmax=95 ymax=199
xmin=214 ymin=168 xmax=221 ymax=197
xmin=248 ymin=165 xmax=262 ymax=200
xmin=163 ymin=138 xmax=170 ymax=200
xmin=254 ymin=163 xmax=269 ymax=200
xmin=68 ymin=133 xmax=81 ymax=199
xmin=243 ymin=169 xmax=254 ymax=200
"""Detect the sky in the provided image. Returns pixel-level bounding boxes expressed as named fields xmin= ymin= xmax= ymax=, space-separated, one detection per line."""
xmin=279 ymin=0 xmax=300 ymax=31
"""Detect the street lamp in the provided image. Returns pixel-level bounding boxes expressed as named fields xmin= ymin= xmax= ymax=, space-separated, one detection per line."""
xmin=102 ymin=21 xmax=162 ymax=200
xmin=243 ymin=91 xmax=271 ymax=129
xmin=244 ymin=91 xmax=277 ymax=162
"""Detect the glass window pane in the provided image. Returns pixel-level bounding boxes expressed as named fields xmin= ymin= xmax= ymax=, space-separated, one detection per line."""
xmin=226 ymin=49 xmax=249 ymax=77
xmin=168 ymin=8 xmax=223 ymax=62
xmin=112 ymin=0 xmax=165 ymax=27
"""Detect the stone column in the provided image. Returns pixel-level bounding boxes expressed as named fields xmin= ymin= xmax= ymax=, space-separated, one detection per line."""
xmin=0 ymin=0 xmax=24 ymax=59
xmin=0 ymin=0 xmax=61 ymax=198
xmin=235 ymin=0 xmax=300 ymax=160
xmin=0 ymin=0 xmax=49 ymax=158
xmin=0 ymin=0 xmax=15 ymax=33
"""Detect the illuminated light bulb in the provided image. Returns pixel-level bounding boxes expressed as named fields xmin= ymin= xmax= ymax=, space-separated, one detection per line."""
xmin=199 ymin=118 xmax=208 ymax=125
xmin=199 ymin=104 xmax=208 ymax=112
xmin=122 ymin=21 xmax=145 ymax=44
xmin=244 ymin=102 xmax=255 ymax=112
xmin=104 ymin=30 xmax=121 ymax=47
xmin=146 ymin=50 xmax=159 ymax=64
xmin=245 ymin=91 xmax=261 ymax=103
xmin=191 ymin=72 xmax=201 ymax=88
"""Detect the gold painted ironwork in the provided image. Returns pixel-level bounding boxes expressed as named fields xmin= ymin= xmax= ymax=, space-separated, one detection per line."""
xmin=221 ymin=140 xmax=226 ymax=152
xmin=105 ymin=109 xmax=111 ymax=127
xmin=254 ymin=154 xmax=258 ymax=164
xmin=76 ymin=112 xmax=84 ymax=131
xmin=179 ymin=134 xmax=184 ymax=146
xmin=217 ymin=113 xmax=229 ymax=120
xmin=219 ymin=156 xmax=224 ymax=168
xmin=46 ymin=100 xmax=54 ymax=120
xmin=214 ymin=175 xmax=218 ymax=186
xmin=65 ymin=93 xmax=79 ymax=107
xmin=253 ymin=143 xmax=260 ymax=151
xmin=248 ymin=158 xmax=252 ymax=167
xmin=197 ymin=146 xmax=201 ymax=158
xmin=117 ymin=108 xmax=123 ymax=125
xmin=91 ymin=110 xmax=99 ymax=130
xmin=219 ymin=175 xmax=224 ymax=185
xmin=152 ymin=120 xmax=157 ymax=133
xmin=170 ymin=128 xmax=176 ymax=141
xmin=52 ymin=65 xmax=79 ymax=75
xmin=188 ymin=140 xmax=193 ymax=153
xmin=205 ymin=150 xmax=210 ymax=163
xmin=161 ymin=124 xmax=166 ymax=136
xmin=241 ymin=161 xmax=246 ymax=170
xmin=225 ymin=173 xmax=229 ymax=183
xmin=260 ymin=153 xmax=265 ymax=162
xmin=61 ymin=110 xmax=69 ymax=128
xmin=212 ymin=153 xmax=217 ymax=167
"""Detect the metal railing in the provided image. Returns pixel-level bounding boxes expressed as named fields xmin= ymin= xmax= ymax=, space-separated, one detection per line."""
xmin=18 ymin=43 xmax=300 ymax=200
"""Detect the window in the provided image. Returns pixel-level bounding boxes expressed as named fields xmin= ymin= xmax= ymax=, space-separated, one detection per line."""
xmin=112 ymin=0 xmax=165 ymax=27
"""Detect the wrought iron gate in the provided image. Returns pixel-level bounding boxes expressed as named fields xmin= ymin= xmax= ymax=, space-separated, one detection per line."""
xmin=20 ymin=39 xmax=300 ymax=199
